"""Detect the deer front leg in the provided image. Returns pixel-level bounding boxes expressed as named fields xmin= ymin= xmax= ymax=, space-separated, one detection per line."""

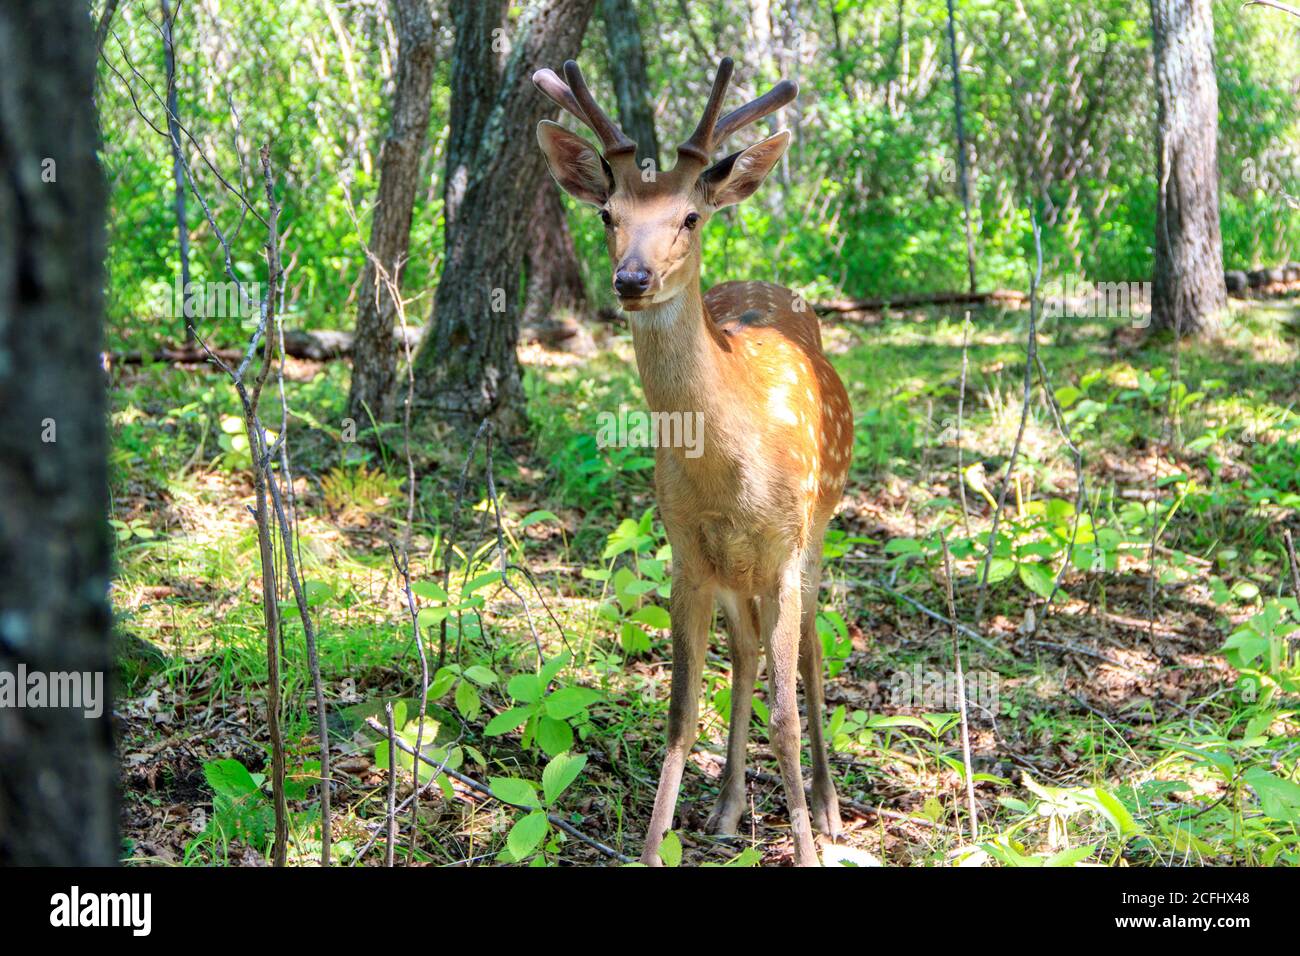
xmin=762 ymin=558 xmax=819 ymax=866
xmin=799 ymin=555 xmax=841 ymax=840
xmin=706 ymin=591 xmax=759 ymax=835
xmin=640 ymin=572 xmax=712 ymax=866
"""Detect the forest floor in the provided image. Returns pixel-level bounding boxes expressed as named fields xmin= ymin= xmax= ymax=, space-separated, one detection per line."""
xmin=108 ymin=296 xmax=1300 ymax=866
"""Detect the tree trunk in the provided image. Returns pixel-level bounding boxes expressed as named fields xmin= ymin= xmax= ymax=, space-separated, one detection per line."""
xmin=412 ymin=0 xmax=597 ymax=437
xmin=347 ymin=0 xmax=436 ymax=427
xmin=602 ymin=0 xmax=658 ymax=171
xmin=0 ymin=0 xmax=117 ymax=865
xmin=523 ymin=184 xmax=588 ymax=329
xmin=944 ymin=0 xmax=978 ymax=295
xmin=161 ymin=0 xmax=194 ymax=344
xmin=1150 ymin=0 xmax=1227 ymax=337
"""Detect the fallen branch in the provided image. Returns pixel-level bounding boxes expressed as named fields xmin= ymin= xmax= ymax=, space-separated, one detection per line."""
xmin=1243 ymin=0 xmax=1300 ymax=18
xmin=940 ymin=532 xmax=980 ymax=843
xmin=106 ymin=326 xmax=424 ymax=366
xmin=857 ymin=577 xmax=1011 ymax=659
xmin=816 ymin=288 xmax=1027 ymax=314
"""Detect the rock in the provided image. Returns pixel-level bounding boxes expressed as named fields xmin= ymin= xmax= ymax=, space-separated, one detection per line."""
xmin=1224 ymin=270 xmax=1248 ymax=294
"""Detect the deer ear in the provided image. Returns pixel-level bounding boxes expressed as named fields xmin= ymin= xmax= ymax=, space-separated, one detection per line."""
xmin=700 ymin=130 xmax=791 ymax=209
xmin=537 ymin=120 xmax=613 ymax=206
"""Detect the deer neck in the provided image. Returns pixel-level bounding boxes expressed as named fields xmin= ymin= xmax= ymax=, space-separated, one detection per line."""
xmin=627 ymin=280 xmax=725 ymax=417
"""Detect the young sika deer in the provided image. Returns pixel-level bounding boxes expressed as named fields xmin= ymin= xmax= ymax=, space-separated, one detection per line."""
xmin=534 ymin=58 xmax=853 ymax=866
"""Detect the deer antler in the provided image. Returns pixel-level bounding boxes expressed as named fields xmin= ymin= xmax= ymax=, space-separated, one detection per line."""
xmin=533 ymin=60 xmax=637 ymax=160
xmin=677 ymin=57 xmax=797 ymax=169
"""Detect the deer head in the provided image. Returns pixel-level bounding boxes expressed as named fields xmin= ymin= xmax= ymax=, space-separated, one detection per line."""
xmin=534 ymin=58 xmax=796 ymax=310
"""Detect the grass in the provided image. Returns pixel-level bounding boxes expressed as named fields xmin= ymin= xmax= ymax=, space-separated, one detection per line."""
xmin=109 ymin=295 xmax=1300 ymax=866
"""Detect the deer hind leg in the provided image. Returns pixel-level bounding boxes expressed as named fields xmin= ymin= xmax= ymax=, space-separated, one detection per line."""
xmin=640 ymin=571 xmax=713 ymax=866
xmin=706 ymin=590 xmax=760 ymax=836
xmin=761 ymin=557 xmax=819 ymax=866
xmin=799 ymin=552 xmax=842 ymax=840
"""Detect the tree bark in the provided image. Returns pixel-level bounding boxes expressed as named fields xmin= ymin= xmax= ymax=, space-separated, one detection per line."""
xmin=602 ymin=0 xmax=658 ymax=171
xmin=161 ymin=0 xmax=194 ymax=344
xmin=0 ymin=0 xmax=117 ymax=865
xmin=346 ymin=0 xmax=436 ymax=427
xmin=1150 ymin=0 xmax=1227 ymax=337
xmin=523 ymin=184 xmax=588 ymax=329
xmin=412 ymin=0 xmax=597 ymax=436
xmin=944 ymin=0 xmax=978 ymax=295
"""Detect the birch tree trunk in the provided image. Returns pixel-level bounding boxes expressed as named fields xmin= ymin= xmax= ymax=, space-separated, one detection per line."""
xmin=1150 ymin=0 xmax=1227 ymax=337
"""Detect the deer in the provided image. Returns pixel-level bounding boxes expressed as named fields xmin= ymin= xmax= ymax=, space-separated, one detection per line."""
xmin=533 ymin=57 xmax=853 ymax=867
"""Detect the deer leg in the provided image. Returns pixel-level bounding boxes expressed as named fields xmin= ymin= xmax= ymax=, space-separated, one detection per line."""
xmin=706 ymin=591 xmax=759 ymax=835
xmin=799 ymin=554 xmax=841 ymax=840
xmin=640 ymin=573 xmax=712 ymax=866
xmin=761 ymin=559 xmax=819 ymax=866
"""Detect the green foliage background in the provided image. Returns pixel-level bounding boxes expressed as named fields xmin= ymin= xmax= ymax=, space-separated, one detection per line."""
xmin=98 ymin=0 xmax=1299 ymax=351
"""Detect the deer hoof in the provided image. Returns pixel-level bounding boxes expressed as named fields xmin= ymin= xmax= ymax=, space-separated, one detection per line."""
xmin=811 ymin=783 xmax=842 ymax=840
xmin=705 ymin=796 xmax=745 ymax=836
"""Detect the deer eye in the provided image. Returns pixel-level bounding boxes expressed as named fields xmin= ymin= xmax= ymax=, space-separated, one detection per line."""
xmin=599 ymin=209 xmax=612 ymax=227
xmin=683 ymin=212 xmax=701 ymax=230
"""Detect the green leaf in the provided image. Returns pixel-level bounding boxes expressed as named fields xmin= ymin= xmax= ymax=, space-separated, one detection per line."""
xmin=507 ymin=811 xmax=549 ymax=860
xmin=417 ymin=607 xmax=449 ymax=629
xmin=520 ymin=510 xmax=560 ymax=529
xmin=1047 ymin=844 xmax=1096 ymax=867
xmin=463 ymin=571 xmax=503 ymax=595
xmin=410 ymin=580 xmax=449 ymax=602
xmin=629 ymin=605 xmax=671 ymax=629
xmin=545 ymin=686 xmax=600 ymax=720
xmin=658 ymin=829 xmax=682 ymax=867
xmin=1018 ymin=562 xmax=1057 ymax=598
xmin=489 ymin=777 xmax=540 ymax=809
xmin=463 ymin=664 xmax=497 ymax=686
xmin=429 ymin=667 xmax=457 ymax=699
xmin=1081 ymin=787 xmax=1142 ymax=838
xmin=866 ymin=714 xmax=931 ymax=731
xmin=542 ymin=753 xmax=587 ymax=806
xmin=484 ymin=705 xmax=535 ymax=736
xmin=539 ymin=652 xmax=569 ymax=686
xmin=536 ymin=715 xmax=574 ymax=757
xmin=507 ymin=673 xmax=544 ymax=704
xmin=1244 ymin=767 xmax=1300 ymax=823
xmin=1054 ymin=385 xmax=1082 ymax=409
xmin=455 ymin=680 xmax=480 ymax=720
xmin=620 ymin=622 xmax=651 ymax=654
xmin=986 ymin=557 xmax=1016 ymax=583
xmin=603 ymin=518 xmax=643 ymax=559
xmin=884 ymin=537 xmax=922 ymax=554
xmin=302 ymin=580 xmax=333 ymax=606
xmin=204 ymin=759 xmax=260 ymax=799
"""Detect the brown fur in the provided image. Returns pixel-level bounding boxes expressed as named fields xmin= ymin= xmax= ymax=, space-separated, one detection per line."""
xmin=537 ymin=70 xmax=852 ymax=867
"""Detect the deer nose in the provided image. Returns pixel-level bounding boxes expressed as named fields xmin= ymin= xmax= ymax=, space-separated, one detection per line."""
xmin=614 ymin=268 xmax=652 ymax=297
